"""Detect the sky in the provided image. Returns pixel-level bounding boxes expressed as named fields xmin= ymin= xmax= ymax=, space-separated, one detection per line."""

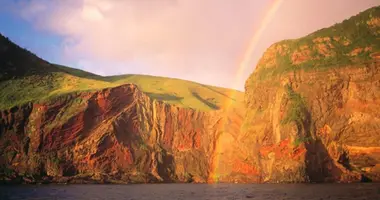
xmin=0 ymin=0 xmax=379 ymax=90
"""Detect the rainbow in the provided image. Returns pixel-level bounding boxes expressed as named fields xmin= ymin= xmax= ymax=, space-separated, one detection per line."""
xmin=208 ymin=0 xmax=284 ymax=183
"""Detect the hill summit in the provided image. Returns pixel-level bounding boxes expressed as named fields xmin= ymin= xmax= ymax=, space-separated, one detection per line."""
xmin=0 ymin=34 xmax=243 ymax=111
xmin=1 ymin=5 xmax=380 ymax=184
xmin=250 ymin=6 xmax=379 ymax=82
xmin=243 ymin=6 xmax=380 ymax=183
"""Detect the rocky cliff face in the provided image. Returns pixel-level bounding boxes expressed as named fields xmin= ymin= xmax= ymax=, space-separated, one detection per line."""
xmin=243 ymin=61 xmax=380 ymax=183
xmin=1 ymin=6 xmax=379 ymax=184
xmin=0 ymin=84 xmax=258 ymax=184
xmin=242 ymin=6 xmax=380 ymax=183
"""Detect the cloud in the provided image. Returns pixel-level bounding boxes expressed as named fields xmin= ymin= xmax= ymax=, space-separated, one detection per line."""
xmin=5 ymin=0 xmax=380 ymax=90
xmin=6 ymin=0 xmax=267 ymax=88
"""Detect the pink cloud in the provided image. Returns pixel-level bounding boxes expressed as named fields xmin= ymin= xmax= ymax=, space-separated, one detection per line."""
xmin=8 ymin=0 xmax=380 ymax=90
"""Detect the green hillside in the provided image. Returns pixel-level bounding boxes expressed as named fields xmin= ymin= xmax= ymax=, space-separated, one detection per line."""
xmin=0 ymin=35 xmax=243 ymax=111
xmin=254 ymin=6 xmax=380 ymax=80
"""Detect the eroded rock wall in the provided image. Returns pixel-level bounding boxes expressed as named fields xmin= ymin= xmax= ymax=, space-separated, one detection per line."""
xmin=243 ymin=60 xmax=380 ymax=183
xmin=0 ymin=84 xmax=254 ymax=183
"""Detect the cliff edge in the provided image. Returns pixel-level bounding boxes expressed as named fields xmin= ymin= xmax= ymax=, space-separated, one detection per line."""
xmin=242 ymin=6 xmax=380 ymax=183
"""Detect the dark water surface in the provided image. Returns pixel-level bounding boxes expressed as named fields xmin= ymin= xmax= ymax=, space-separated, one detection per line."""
xmin=0 ymin=183 xmax=379 ymax=200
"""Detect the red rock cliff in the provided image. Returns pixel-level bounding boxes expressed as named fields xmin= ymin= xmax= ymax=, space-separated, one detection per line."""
xmin=243 ymin=61 xmax=380 ymax=183
xmin=0 ymin=84 xmax=257 ymax=183
xmin=242 ymin=6 xmax=380 ymax=182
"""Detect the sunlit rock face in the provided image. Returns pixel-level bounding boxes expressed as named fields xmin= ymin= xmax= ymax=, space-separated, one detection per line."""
xmin=0 ymin=24 xmax=255 ymax=184
xmin=243 ymin=62 xmax=380 ymax=183
xmin=242 ymin=6 xmax=380 ymax=183
xmin=1 ymin=5 xmax=380 ymax=185
xmin=0 ymin=84 xmax=258 ymax=184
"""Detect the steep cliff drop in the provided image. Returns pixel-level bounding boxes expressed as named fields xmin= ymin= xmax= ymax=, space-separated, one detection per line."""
xmin=0 ymin=28 xmax=251 ymax=183
xmin=0 ymin=82 xmax=258 ymax=183
xmin=242 ymin=6 xmax=380 ymax=183
xmin=1 ymin=6 xmax=380 ymax=184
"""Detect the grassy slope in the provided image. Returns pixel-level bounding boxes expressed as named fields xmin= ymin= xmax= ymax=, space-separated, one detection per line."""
xmin=253 ymin=6 xmax=380 ymax=80
xmin=0 ymin=36 xmax=243 ymax=111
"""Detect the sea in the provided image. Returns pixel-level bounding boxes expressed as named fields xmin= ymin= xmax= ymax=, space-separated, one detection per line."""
xmin=0 ymin=183 xmax=379 ymax=200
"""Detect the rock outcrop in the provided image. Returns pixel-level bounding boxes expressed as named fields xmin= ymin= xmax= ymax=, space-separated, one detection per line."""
xmin=1 ymin=5 xmax=380 ymax=184
xmin=243 ymin=61 xmax=380 ymax=183
xmin=242 ymin=6 xmax=380 ymax=183
xmin=0 ymin=84 xmax=257 ymax=184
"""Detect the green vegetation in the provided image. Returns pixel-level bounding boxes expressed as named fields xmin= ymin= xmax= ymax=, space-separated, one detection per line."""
xmin=50 ymin=156 xmax=61 ymax=166
xmin=5 ymin=150 xmax=17 ymax=162
xmin=281 ymin=84 xmax=308 ymax=126
xmin=0 ymin=166 xmax=14 ymax=177
xmin=183 ymin=172 xmax=194 ymax=182
xmin=49 ymin=154 xmax=61 ymax=174
xmin=255 ymin=6 xmax=380 ymax=80
xmin=293 ymin=136 xmax=312 ymax=147
xmin=103 ymin=74 xmax=243 ymax=111
xmin=43 ymin=96 xmax=88 ymax=132
xmin=139 ymin=142 xmax=148 ymax=151
xmin=281 ymin=84 xmax=315 ymax=145
xmin=0 ymin=34 xmax=243 ymax=111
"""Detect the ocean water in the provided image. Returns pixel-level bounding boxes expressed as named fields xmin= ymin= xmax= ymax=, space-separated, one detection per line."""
xmin=0 ymin=183 xmax=379 ymax=200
